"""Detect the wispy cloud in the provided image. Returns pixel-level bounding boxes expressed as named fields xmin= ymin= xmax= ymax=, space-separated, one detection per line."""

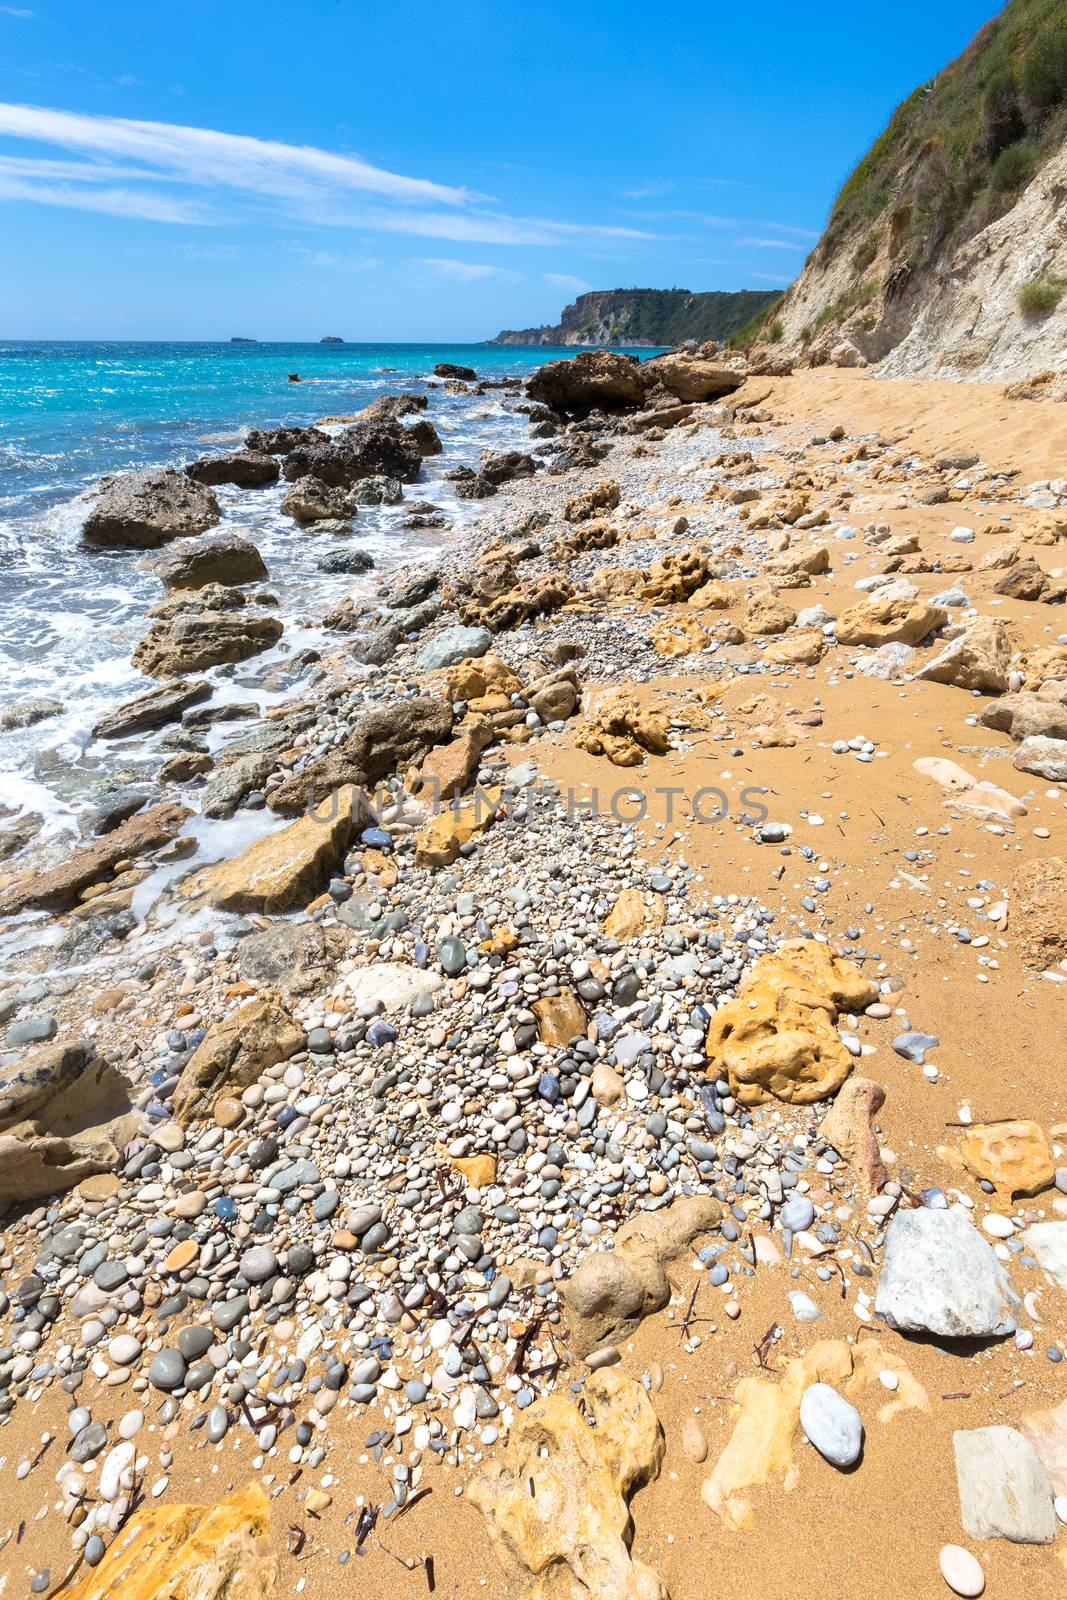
xmin=751 ymin=271 xmax=793 ymax=284
xmin=544 ymin=271 xmax=590 ymax=293
xmin=0 ymin=6 xmax=35 ymax=16
xmin=0 ymin=101 xmax=657 ymax=248
xmin=418 ymin=257 xmax=519 ymax=282
xmin=738 ymin=236 xmax=807 ymax=250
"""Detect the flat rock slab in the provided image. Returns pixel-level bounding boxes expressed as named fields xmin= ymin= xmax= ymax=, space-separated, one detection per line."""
xmin=186 ymin=787 xmax=366 ymax=914
xmin=874 ymin=1207 xmax=1018 ymax=1338
xmin=1021 ymin=1222 xmax=1067 ymax=1290
xmin=954 ymin=1426 xmax=1056 ymax=1543
xmin=92 ymin=679 xmax=212 ymax=740
xmin=344 ymin=962 xmax=443 ymax=1013
xmin=0 ymin=802 xmax=190 ymax=915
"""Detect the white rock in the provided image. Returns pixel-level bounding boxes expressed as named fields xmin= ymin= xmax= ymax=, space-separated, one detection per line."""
xmin=799 ymin=1382 xmax=862 ymax=1468
xmin=938 ymin=1545 xmax=985 ymax=1597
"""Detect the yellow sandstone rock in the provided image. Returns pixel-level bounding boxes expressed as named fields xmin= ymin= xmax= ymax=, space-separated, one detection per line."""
xmin=172 ymin=992 xmax=303 ymax=1124
xmin=576 ymin=688 xmax=671 ymax=767
xmin=705 ymin=939 xmax=878 ymax=1105
xmin=649 ymin=616 xmax=711 ymax=656
xmin=451 ymin=1153 xmax=498 ymax=1189
xmin=469 ymin=1368 xmax=668 ymax=1600
xmin=603 ymin=887 xmax=667 ymax=941
xmin=58 ymin=1483 xmax=277 ymax=1600
xmin=185 ymin=786 xmax=362 ymax=914
xmin=532 ymin=989 xmax=587 ymax=1047
xmin=959 ymin=1120 xmax=1054 ymax=1204
xmin=413 ymin=786 xmax=501 ymax=867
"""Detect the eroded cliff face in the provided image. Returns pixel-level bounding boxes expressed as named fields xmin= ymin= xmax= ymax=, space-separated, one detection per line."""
xmin=491 ymin=288 xmax=779 ymax=347
xmin=774 ymin=138 xmax=1067 ymax=380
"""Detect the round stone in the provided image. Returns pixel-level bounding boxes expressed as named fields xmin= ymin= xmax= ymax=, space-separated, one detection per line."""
xmin=108 ymin=1335 xmax=141 ymax=1367
xmin=148 ymin=1349 xmax=187 ymax=1391
xmin=164 ymin=1240 xmax=199 ymax=1273
xmin=177 ymin=1325 xmax=213 ymax=1361
xmin=798 ymin=1382 xmax=862 ymax=1468
xmin=781 ymin=1196 xmax=815 ymax=1233
xmin=938 ymin=1545 xmax=985 ymax=1597
xmin=240 ymin=1247 xmax=278 ymax=1284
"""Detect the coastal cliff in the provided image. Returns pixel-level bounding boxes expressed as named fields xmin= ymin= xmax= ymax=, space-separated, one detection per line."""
xmin=490 ymin=286 xmax=780 ymax=347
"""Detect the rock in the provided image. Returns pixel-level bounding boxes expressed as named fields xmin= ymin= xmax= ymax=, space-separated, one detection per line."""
xmin=564 ymin=480 xmax=621 ymax=523
xmin=602 ymin=888 xmax=666 ymax=942
xmin=0 ymin=801 xmax=190 ymax=914
xmin=434 ymin=362 xmax=476 ymax=380
xmin=914 ymin=617 xmax=1012 ymax=692
xmin=643 ymin=353 xmax=745 ymax=402
xmin=563 ymin=1194 xmax=720 ymax=1356
xmin=892 ymin=1030 xmax=939 ymax=1065
xmin=186 ymin=786 xmax=366 ymax=914
xmin=830 ymin=338 xmax=865 ymax=368
xmin=835 ymin=595 xmax=946 ymax=647
xmin=638 ymin=548 xmax=709 ymax=604
xmin=702 ymin=1337 xmax=927 ymax=1530
xmin=267 ymin=696 xmax=452 ymax=816
xmin=1012 ymin=857 xmax=1067 ymax=970
xmin=1021 ymin=1397 xmax=1067 ymax=1496
xmin=799 ymin=1383 xmax=862 ymax=1468
xmin=172 ymin=992 xmax=303 ymax=1123
xmin=411 ymin=725 xmax=493 ymax=802
xmin=0 ymin=697 xmax=62 ymax=731
xmin=532 ymin=990 xmax=587 ymax=1047
xmin=0 ymin=1040 xmax=138 ymax=1211
xmin=317 ymin=548 xmax=375 ymax=575
xmin=283 ymin=420 xmax=424 ymax=487
xmin=959 ymin=1122 xmax=1054 ymax=1204
xmin=416 ymin=625 xmax=493 ymax=672
xmin=817 ymin=1076 xmax=887 ymax=1194
xmin=347 ymin=474 xmax=403 ymax=505
xmin=83 ymin=468 xmax=220 ymax=549
xmin=1013 ymin=734 xmax=1067 ymax=781
xmin=345 ymin=962 xmax=444 ymax=1013
xmin=993 ymin=558 xmax=1048 ymax=600
xmin=131 ymin=611 xmax=283 ymax=677
xmin=874 ymin=1208 xmax=1019 ymax=1338
xmin=577 ymin=688 xmax=671 ymax=767
xmin=451 ymin=1153 xmax=497 ymax=1189
xmin=185 ymin=452 xmax=279 ymax=487
xmin=92 ymin=680 xmax=212 ymax=740
xmin=741 ymin=591 xmax=797 ymax=637
xmin=954 ymin=1427 xmax=1056 ymax=1543
xmin=280 ymin=476 xmax=352 ymax=523
xmin=765 ymin=629 xmax=827 ymax=666
xmin=705 ymin=939 xmax=878 ymax=1106
xmin=414 ymin=787 xmax=501 ymax=868
xmin=526 ymin=350 xmax=646 ymax=416
xmin=681 ymin=1416 xmax=708 ymax=1464
xmin=142 ymin=533 xmax=268 ymax=591
xmin=199 ymin=753 xmax=275 ymax=819
xmin=468 ymin=1368 xmax=668 ymax=1600
xmin=590 ymin=1063 xmax=625 ymax=1106
xmin=979 ymin=691 xmax=1067 ymax=743
xmin=57 ymin=1483 xmax=277 ymax=1600
xmin=236 ymin=921 xmax=339 ymax=1000
xmin=1020 ymin=1222 xmax=1067 ymax=1290
xmin=246 ymin=425 xmax=327 ymax=454
xmin=939 ymin=1546 xmax=986 ymax=1597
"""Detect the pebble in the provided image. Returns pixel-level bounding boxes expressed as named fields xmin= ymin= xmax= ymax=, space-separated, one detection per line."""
xmin=799 ymin=1382 xmax=863 ymax=1468
xmin=938 ymin=1545 xmax=985 ymax=1597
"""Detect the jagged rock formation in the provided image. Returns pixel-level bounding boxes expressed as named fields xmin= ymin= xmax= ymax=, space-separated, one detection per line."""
xmin=762 ymin=0 xmax=1067 ymax=379
xmin=491 ymin=287 xmax=779 ymax=347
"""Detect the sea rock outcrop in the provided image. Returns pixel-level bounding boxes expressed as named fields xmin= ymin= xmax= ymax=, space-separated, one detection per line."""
xmin=0 ymin=1040 xmax=139 ymax=1210
xmin=142 ymin=532 xmax=269 ymax=591
xmin=705 ymin=939 xmax=878 ymax=1105
xmin=83 ymin=468 xmax=221 ymax=550
xmin=468 ymin=1368 xmax=668 ymax=1600
xmin=0 ymin=801 xmax=190 ymax=914
xmin=527 ymin=350 xmax=646 ymax=415
xmin=643 ymin=352 xmax=744 ymax=402
xmin=283 ymin=420 xmax=425 ymax=486
xmin=186 ymin=787 xmax=366 ymax=913
xmin=184 ymin=451 xmax=280 ymax=487
xmin=131 ymin=611 xmax=283 ymax=676
xmin=92 ymin=679 xmax=212 ymax=739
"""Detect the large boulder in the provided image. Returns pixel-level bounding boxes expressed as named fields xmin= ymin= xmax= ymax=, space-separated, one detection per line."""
xmin=641 ymin=353 xmax=745 ymax=402
xmin=141 ymin=532 xmax=268 ymax=591
xmin=914 ymin=616 xmax=1012 ymax=692
xmin=186 ymin=786 xmax=365 ymax=915
xmin=131 ymin=611 xmax=283 ymax=676
xmin=526 ymin=350 xmax=645 ymax=415
xmin=245 ymin=424 xmax=327 ymax=454
xmin=0 ymin=1040 xmax=139 ymax=1211
xmin=58 ymin=1484 xmax=278 ymax=1600
xmin=835 ymin=595 xmax=946 ymax=648
xmin=874 ymin=1208 xmax=1019 ymax=1338
xmin=0 ymin=800 xmax=189 ymax=914
xmin=979 ymin=690 xmax=1067 ymax=743
xmin=92 ymin=679 xmax=212 ymax=739
xmin=172 ymin=992 xmax=303 ymax=1123
xmin=283 ymin=420 xmax=424 ymax=487
xmin=83 ymin=469 xmax=220 ymax=550
xmin=468 ymin=1369 xmax=668 ymax=1600
xmin=184 ymin=451 xmax=279 ymax=487
xmin=1013 ymin=734 xmax=1067 ymax=781
xmin=280 ymin=476 xmax=352 ymax=523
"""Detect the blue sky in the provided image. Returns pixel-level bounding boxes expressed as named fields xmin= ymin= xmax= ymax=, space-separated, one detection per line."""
xmin=0 ymin=0 xmax=1003 ymax=340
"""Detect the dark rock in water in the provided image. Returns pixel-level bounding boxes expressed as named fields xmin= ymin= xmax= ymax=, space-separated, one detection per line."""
xmin=445 ymin=451 xmax=537 ymax=500
xmin=347 ymin=474 xmax=403 ymax=506
xmin=93 ymin=679 xmax=212 ymax=740
xmin=386 ymin=570 xmax=439 ymax=610
xmin=281 ymin=476 xmax=353 ymax=524
xmin=184 ymin=451 xmax=280 ymax=488
xmin=199 ymin=753 xmax=274 ymax=819
xmin=433 ymin=362 xmax=476 ymax=380
xmin=355 ymin=394 xmax=427 ymax=425
xmin=83 ymin=468 xmax=220 ymax=550
xmin=84 ymin=785 xmax=154 ymax=836
xmin=245 ymin=425 xmax=328 ymax=455
xmin=142 ymin=532 xmax=268 ymax=592
xmin=317 ymin=548 xmax=376 ymax=575
xmin=283 ymin=420 xmax=425 ymax=488
xmin=406 ymin=419 xmax=442 ymax=458
xmin=0 ymin=697 xmax=63 ymax=732
xmin=132 ymin=611 xmax=284 ymax=677
xmin=0 ymin=1039 xmax=138 ymax=1210
xmin=526 ymin=350 xmax=644 ymax=416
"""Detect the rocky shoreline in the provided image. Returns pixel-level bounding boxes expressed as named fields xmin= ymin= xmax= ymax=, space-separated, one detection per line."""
xmin=1 ymin=346 xmax=1067 ymax=1600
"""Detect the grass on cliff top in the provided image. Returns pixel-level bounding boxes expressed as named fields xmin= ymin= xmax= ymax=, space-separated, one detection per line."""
xmin=824 ymin=0 xmax=1067 ymax=257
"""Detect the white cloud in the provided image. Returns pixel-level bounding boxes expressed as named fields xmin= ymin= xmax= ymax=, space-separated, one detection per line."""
xmin=0 ymin=101 xmax=657 ymax=248
xmin=0 ymin=6 xmax=35 ymax=15
xmin=418 ymin=257 xmax=518 ymax=282
xmin=750 ymin=271 xmax=793 ymax=284
xmin=738 ymin=236 xmax=807 ymax=250
xmin=543 ymin=272 xmax=590 ymax=293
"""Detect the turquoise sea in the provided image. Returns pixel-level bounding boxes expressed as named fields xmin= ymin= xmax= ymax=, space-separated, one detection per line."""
xmin=0 ymin=340 xmax=660 ymax=862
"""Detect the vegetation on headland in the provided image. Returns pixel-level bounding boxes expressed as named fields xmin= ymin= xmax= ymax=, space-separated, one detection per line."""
xmin=1017 ymin=273 xmax=1067 ymax=315
xmin=491 ymin=287 xmax=781 ymax=348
